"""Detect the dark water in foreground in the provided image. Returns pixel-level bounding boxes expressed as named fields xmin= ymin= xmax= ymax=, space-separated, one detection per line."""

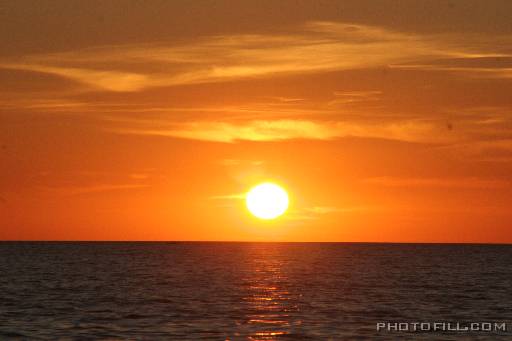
xmin=1 ymin=242 xmax=511 ymax=340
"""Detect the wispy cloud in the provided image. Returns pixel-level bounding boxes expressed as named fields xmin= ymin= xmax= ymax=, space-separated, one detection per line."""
xmin=389 ymin=56 xmax=512 ymax=78
xmin=109 ymin=118 xmax=454 ymax=143
xmin=328 ymin=90 xmax=382 ymax=107
xmin=287 ymin=205 xmax=374 ymax=221
xmin=1 ymin=64 xmax=150 ymax=92
xmin=304 ymin=206 xmax=369 ymax=214
xmin=389 ymin=64 xmax=512 ymax=79
xmin=2 ymin=21 xmax=509 ymax=92
xmin=442 ymin=138 xmax=512 ymax=162
xmin=363 ymin=176 xmax=510 ymax=189
xmin=209 ymin=193 xmax=246 ymax=200
xmin=219 ymin=159 xmax=264 ymax=167
xmin=40 ymin=184 xmax=149 ymax=196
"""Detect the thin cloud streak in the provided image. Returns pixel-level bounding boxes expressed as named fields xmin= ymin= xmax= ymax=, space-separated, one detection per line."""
xmin=1 ymin=63 xmax=150 ymax=92
xmin=389 ymin=64 xmax=512 ymax=78
xmin=304 ymin=206 xmax=370 ymax=214
xmin=287 ymin=205 xmax=375 ymax=222
xmin=2 ymin=22 xmax=510 ymax=92
xmin=108 ymin=118 xmax=456 ymax=144
xmin=363 ymin=176 xmax=510 ymax=189
xmin=40 ymin=184 xmax=150 ymax=196
xmin=209 ymin=193 xmax=246 ymax=200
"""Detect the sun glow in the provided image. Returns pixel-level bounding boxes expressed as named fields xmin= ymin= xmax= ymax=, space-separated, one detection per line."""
xmin=246 ymin=182 xmax=289 ymax=220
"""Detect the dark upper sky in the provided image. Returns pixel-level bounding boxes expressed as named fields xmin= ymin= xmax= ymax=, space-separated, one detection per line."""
xmin=2 ymin=0 xmax=512 ymax=57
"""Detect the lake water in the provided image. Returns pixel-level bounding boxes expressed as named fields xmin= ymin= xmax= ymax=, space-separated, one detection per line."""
xmin=0 ymin=242 xmax=511 ymax=340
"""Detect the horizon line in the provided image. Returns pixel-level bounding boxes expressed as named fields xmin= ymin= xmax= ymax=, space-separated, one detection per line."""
xmin=0 ymin=240 xmax=511 ymax=245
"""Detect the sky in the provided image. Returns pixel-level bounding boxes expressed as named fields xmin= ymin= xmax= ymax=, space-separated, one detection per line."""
xmin=1 ymin=0 xmax=512 ymax=242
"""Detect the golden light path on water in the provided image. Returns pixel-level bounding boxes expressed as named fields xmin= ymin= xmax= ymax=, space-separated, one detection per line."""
xmin=238 ymin=245 xmax=300 ymax=340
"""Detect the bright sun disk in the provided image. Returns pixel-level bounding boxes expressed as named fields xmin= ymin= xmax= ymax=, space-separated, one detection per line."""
xmin=246 ymin=182 xmax=289 ymax=220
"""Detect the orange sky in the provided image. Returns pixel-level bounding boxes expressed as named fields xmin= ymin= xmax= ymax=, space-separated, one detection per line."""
xmin=1 ymin=1 xmax=512 ymax=242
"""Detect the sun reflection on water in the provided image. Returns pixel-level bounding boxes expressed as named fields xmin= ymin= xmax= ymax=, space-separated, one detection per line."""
xmin=237 ymin=247 xmax=301 ymax=340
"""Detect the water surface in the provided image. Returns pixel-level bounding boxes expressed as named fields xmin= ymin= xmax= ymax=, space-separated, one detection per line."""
xmin=0 ymin=242 xmax=511 ymax=340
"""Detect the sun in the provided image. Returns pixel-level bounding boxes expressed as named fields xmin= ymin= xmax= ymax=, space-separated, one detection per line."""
xmin=246 ymin=182 xmax=289 ymax=220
